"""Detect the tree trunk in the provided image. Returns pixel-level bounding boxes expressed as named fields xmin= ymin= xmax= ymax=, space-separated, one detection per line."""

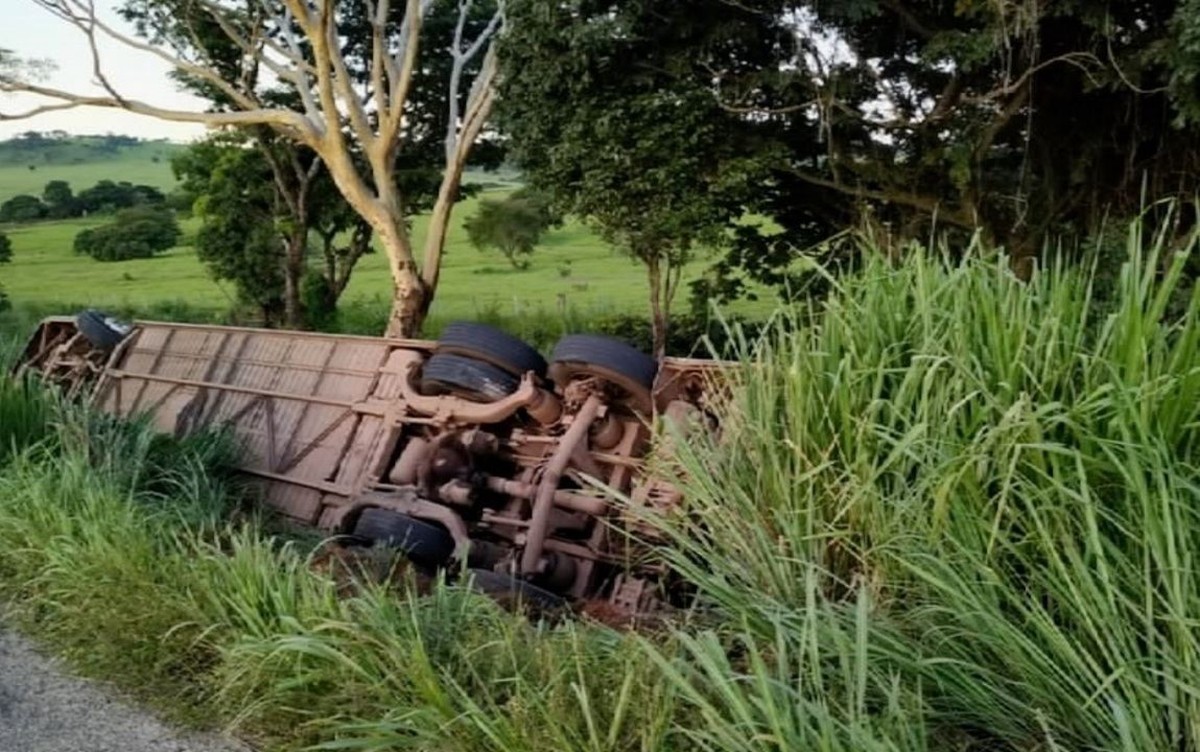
xmin=647 ymin=255 xmax=668 ymax=359
xmin=386 ymin=284 xmax=429 ymax=339
xmin=372 ymin=215 xmax=428 ymax=338
xmin=420 ymin=161 xmax=467 ymax=305
xmin=282 ymin=228 xmax=307 ymax=329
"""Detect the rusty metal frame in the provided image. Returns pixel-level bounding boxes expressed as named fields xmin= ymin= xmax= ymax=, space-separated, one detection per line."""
xmin=18 ymin=314 xmax=733 ymax=615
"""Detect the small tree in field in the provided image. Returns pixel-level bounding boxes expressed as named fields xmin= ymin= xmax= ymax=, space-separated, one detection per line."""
xmin=464 ymin=189 xmax=559 ymax=270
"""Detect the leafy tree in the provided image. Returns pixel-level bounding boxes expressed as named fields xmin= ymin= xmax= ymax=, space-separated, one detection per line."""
xmin=74 ymin=205 xmax=180 ymax=262
xmin=177 ymin=138 xmax=286 ymax=322
xmin=309 ymin=165 xmax=374 ymax=309
xmin=115 ymin=204 xmax=180 ymax=250
xmin=42 ymin=179 xmax=79 ymax=219
xmin=173 ymin=134 xmax=376 ymax=327
xmin=74 ymin=225 xmax=150 ymax=261
xmin=165 ymin=189 xmax=196 ymax=216
xmin=496 ymin=0 xmax=1200 ymax=309
xmin=0 ymin=194 xmax=46 ymax=222
xmin=129 ymin=184 xmax=165 ymax=205
xmin=500 ymin=0 xmax=761 ymax=356
xmin=464 ymin=189 xmax=560 ymax=270
xmin=175 ymin=136 xmax=288 ymax=322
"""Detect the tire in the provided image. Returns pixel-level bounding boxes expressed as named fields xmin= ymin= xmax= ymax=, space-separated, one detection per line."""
xmin=420 ymin=352 xmax=520 ymax=402
xmin=75 ymin=309 xmax=130 ymax=350
xmin=353 ymin=508 xmax=454 ymax=566
xmin=437 ymin=322 xmax=547 ymax=378
xmin=466 ymin=568 xmax=567 ymax=611
xmin=549 ymin=334 xmax=658 ymax=414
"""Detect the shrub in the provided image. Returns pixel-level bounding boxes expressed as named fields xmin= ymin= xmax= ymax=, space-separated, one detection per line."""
xmin=74 ymin=205 xmax=181 ymax=262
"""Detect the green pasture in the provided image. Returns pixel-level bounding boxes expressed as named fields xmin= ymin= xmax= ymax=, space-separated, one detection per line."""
xmin=0 ymin=147 xmax=180 ymax=197
xmin=0 ymin=188 xmax=746 ymax=325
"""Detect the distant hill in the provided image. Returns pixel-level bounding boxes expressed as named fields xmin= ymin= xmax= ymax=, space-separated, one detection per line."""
xmin=0 ymin=133 xmax=184 ymax=200
xmin=0 ymin=132 xmax=184 ymax=168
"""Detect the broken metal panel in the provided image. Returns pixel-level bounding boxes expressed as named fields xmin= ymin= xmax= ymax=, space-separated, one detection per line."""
xmin=92 ymin=323 xmax=407 ymax=522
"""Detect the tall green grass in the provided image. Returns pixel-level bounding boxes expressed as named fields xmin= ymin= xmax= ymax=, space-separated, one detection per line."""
xmin=0 ymin=215 xmax=1198 ymax=751
xmin=651 ymin=217 xmax=1200 ymax=750
xmin=0 ymin=400 xmax=698 ymax=751
xmin=0 ymin=376 xmax=52 ymax=465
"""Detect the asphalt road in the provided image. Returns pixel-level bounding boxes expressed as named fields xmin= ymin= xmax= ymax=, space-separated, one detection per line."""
xmin=0 ymin=624 xmax=249 ymax=752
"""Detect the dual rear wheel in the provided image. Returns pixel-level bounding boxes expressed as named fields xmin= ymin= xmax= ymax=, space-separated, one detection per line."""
xmin=421 ymin=321 xmax=659 ymax=414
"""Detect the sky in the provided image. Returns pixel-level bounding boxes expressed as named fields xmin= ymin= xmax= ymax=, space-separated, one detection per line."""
xmin=1 ymin=1 xmax=208 ymax=141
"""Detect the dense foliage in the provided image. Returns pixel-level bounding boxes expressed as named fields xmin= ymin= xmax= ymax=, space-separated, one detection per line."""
xmin=174 ymin=138 xmax=286 ymax=323
xmin=500 ymin=0 xmax=1200 ymax=308
xmin=500 ymin=0 xmax=761 ymax=353
xmin=0 ymin=193 xmax=46 ymax=223
xmin=73 ymin=205 xmax=181 ymax=262
xmin=0 ymin=178 xmax=166 ymax=224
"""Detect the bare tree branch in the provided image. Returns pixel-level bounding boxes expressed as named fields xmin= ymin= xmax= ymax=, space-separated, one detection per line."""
xmin=32 ymin=0 xmax=263 ymax=113
xmin=385 ymin=0 xmax=428 ymax=135
xmin=444 ymin=1 xmax=501 ymax=160
xmin=315 ymin=0 xmax=372 ymax=143
xmin=364 ymin=0 xmax=391 ymax=114
xmin=0 ymin=79 xmax=313 ymax=132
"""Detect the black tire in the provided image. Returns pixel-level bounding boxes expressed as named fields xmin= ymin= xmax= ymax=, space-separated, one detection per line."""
xmin=75 ymin=309 xmax=130 ymax=350
xmin=549 ymin=334 xmax=658 ymax=414
xmin=420 ymin=352 xmax=520 ymax=402
xmin=466 ymin=568 xmax=567 ymax=611
xmin=353 ymin=508 xmax=454 ymax=566
xmin=437 ymin=322 xmax=547 ymax=378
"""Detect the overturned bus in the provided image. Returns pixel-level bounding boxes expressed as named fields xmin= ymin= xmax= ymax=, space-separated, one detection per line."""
xmin=16 ymin=311 xmax=723 ymax=614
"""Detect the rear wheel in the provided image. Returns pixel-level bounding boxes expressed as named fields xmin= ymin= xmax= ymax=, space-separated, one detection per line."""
xmin=353 ymin=508 xmax=454 ymax=567
xmin=75 ymin=309 xmax=130 ymax=350
xmin=420 ymin=352 xmax=520 ymax=402
xmin=437 ymin=322 xmax=547 ymax=378
xmin=549 ymin=334 xmax=658 ymax=414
